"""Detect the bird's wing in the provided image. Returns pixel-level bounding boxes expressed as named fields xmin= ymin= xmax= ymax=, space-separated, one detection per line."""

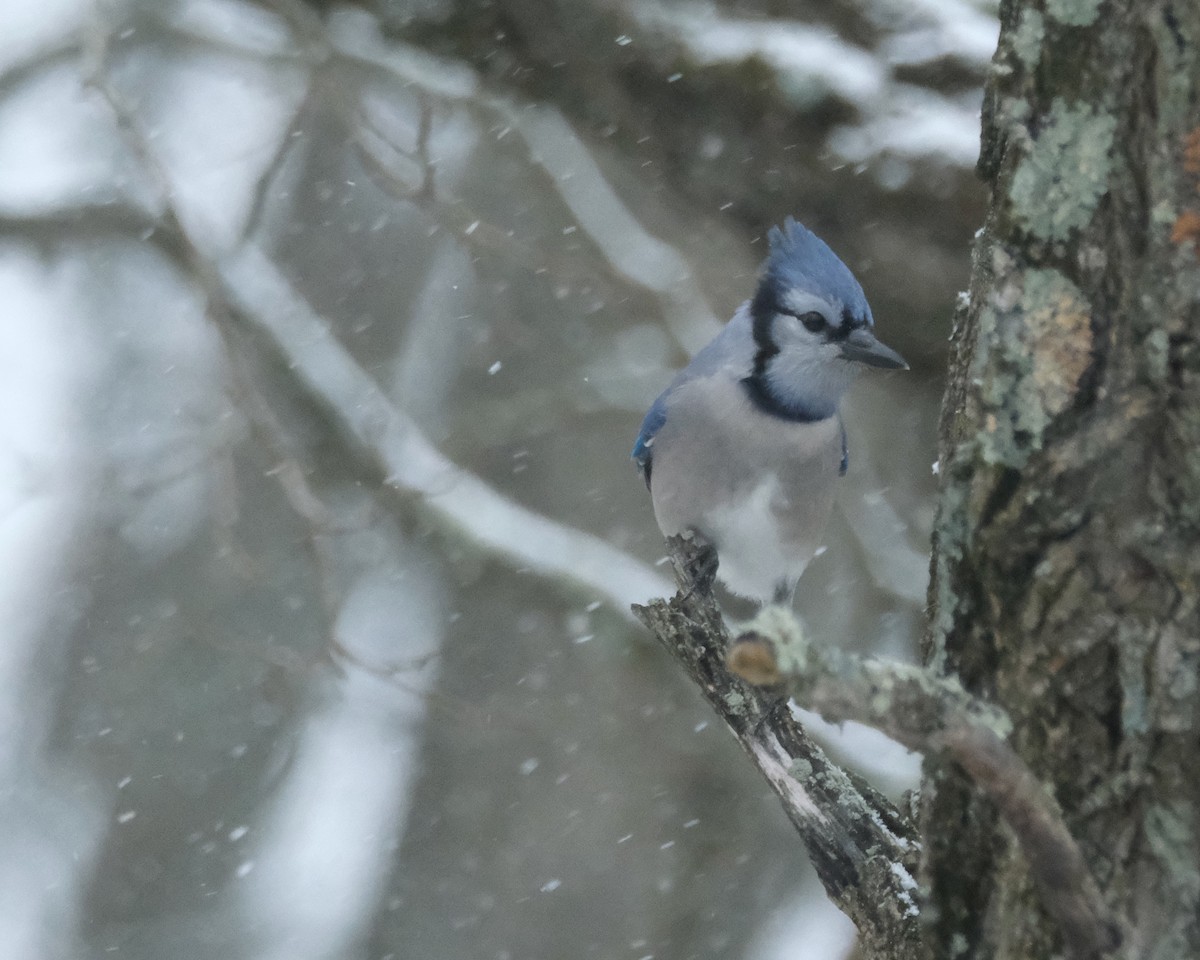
xmin=632 ymin=394 xmax=668 ymax=487
xmin=631 ymin=304 xmax=755 ymax=488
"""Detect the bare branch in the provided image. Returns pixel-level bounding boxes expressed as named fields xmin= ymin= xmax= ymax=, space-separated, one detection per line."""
xmin=634 ymin=537 xmax=927 ymax=960
xmin=728 ymin=613 xmax=1123 ymax=960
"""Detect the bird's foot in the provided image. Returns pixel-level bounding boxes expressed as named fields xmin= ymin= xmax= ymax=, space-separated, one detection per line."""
xmin=668 ymin=533 xmax=719 ymax=600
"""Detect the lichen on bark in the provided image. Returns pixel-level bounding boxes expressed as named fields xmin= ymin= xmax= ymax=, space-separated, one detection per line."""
xmin=971 ymin=260 xmax=1094 ymax=465
xmin=922 ymin=1 xmax=1200 ymax=958
xmin=1009 ymin=99 xmax=1117 ymax=242
xmin=1045 ymin=0 xmax=1104 ymax=28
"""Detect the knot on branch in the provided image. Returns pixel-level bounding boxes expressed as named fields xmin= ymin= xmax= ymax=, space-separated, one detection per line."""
xmin=726 ymin=634 xmax=782 ymax=686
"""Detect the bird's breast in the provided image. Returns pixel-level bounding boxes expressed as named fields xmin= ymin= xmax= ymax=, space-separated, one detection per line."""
xmin=647 ymin=375 xmax=843 ymax=552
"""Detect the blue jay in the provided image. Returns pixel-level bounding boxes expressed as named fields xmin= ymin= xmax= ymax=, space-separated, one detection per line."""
xmin=632 ymin=218 xmax=907 ymax=604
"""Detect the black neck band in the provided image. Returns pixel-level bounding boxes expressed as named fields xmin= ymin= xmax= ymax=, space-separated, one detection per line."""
xmin=745 ymin=290 xmax=834 ymax=423
xmin=741 ymin=373 xmax=833 ymax=423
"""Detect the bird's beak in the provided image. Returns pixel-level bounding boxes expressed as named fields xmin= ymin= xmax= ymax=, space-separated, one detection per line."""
xmin=839 ymin=328 xmax=909 ymax=370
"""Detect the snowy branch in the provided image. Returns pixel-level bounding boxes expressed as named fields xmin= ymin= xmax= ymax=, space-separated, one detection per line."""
xmin=83 ymin=33 xmax=671 ymax=620
xmin=217 ymin=246 xmax=672 ymax=616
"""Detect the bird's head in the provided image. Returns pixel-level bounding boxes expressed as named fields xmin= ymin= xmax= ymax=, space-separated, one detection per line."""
xmin=745 ymin=217 xmax=907 ymax=421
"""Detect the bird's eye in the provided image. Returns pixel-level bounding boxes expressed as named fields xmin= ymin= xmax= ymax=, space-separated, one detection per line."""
xmin=798 ymin=311 xmax=826 ymax=333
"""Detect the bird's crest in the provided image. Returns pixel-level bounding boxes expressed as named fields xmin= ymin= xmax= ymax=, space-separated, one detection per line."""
xmin=762 ymin=217 xmax=872 ymax=326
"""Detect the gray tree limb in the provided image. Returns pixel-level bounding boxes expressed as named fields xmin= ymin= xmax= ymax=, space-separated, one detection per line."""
xmin=633 ymin=537 xmax=926 ymax=960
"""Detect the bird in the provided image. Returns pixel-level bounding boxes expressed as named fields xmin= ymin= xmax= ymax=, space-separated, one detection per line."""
xmin=632 ymin=217 xmax=907 ymax=605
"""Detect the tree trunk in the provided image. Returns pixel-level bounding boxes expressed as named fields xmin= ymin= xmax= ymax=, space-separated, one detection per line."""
xmin=923 ymin=1 xmax=1200 ymax=958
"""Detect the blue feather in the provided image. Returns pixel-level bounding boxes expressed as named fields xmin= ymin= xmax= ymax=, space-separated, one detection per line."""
xmin=764 ymin=217 xmax=873 ymax=326
xmin=629 ymin=216 xmax=903 ymax=603
xmin=632 ymin=394 xmax=668 ymax=482
xmin=631 ymin=311 xmax=756 ymax=485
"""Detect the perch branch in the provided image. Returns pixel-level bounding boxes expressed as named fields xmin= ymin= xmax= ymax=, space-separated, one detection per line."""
xmin=727 ymin=612 xmax=1122 ymax=960
xmin=634 ymin=537 xmax=927 ymax=960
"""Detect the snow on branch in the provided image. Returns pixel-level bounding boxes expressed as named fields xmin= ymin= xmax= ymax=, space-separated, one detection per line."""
xmin=83 ymin=30 xmax=671 ymax=620
xmin=217 ymin=246 xmax=672 ymax=615
xmin=627 ymin=1 xmax=990 ymax=168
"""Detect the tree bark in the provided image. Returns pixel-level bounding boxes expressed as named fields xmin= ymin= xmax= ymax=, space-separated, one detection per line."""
xmin=923 ymin=2 xmax=1200 ymax=959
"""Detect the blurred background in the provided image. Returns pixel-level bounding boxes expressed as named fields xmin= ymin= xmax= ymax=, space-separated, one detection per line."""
xmin=0 ymin=0 xmax=992 ymax=957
